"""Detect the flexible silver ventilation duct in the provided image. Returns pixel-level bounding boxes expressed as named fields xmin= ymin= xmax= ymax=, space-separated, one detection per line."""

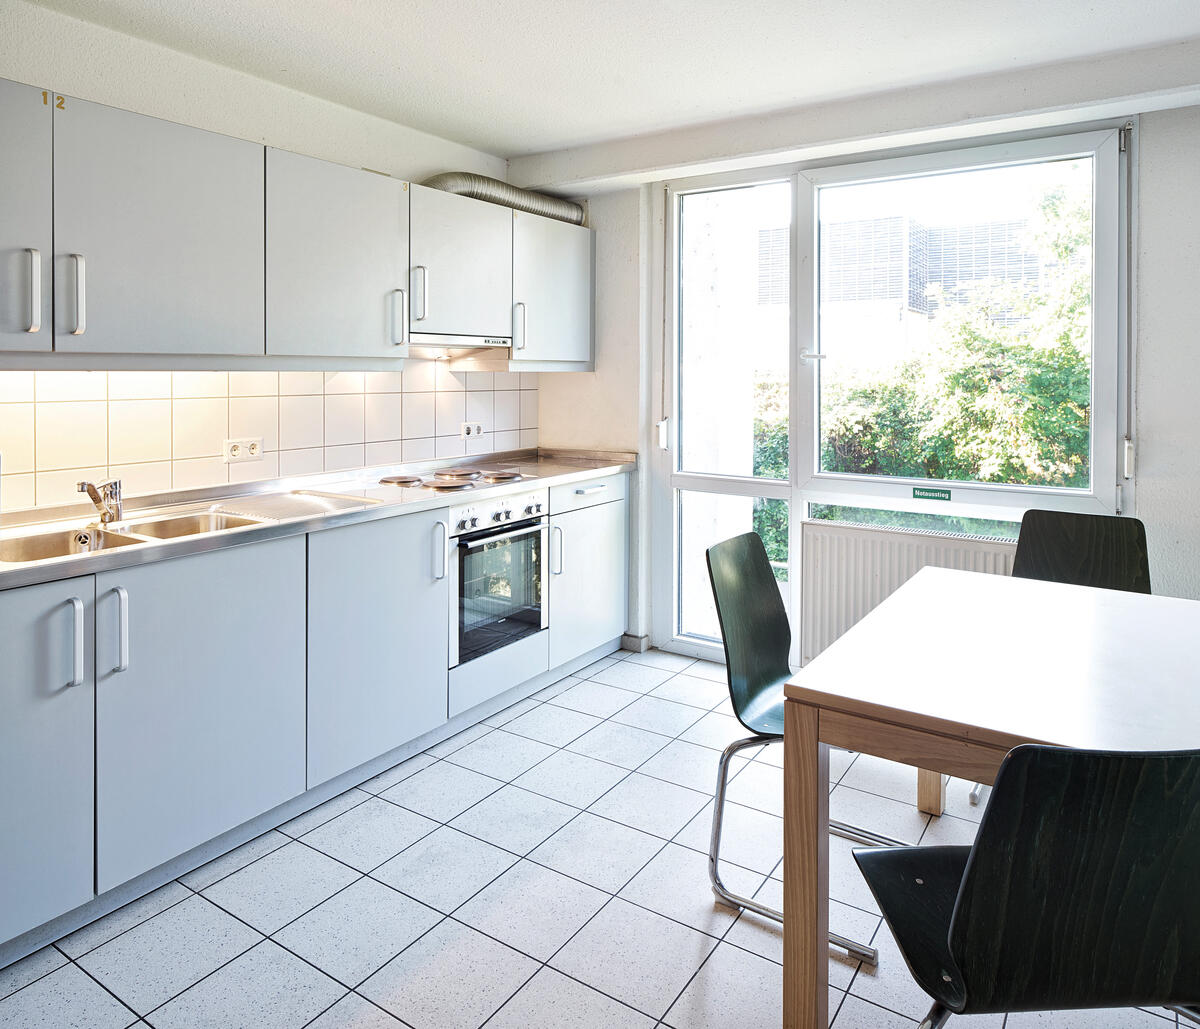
xmin=422 ymin=172 xmax=585 ymax=225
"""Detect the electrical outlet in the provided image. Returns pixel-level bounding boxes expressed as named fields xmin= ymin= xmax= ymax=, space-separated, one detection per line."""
xmin=460 ymin=422 xmax=484 ymax=439
xmin=224 ymin=437 xmax=264 ymax=463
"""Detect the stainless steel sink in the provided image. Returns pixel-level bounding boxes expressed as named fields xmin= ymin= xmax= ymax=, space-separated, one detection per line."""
xmin=126 ymin=512 xmax=262 ymax=539
xmin=0 ymin=527 xmax=143 ymax=563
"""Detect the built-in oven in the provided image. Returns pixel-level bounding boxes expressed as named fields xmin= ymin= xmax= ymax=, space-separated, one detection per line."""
xmin=448 ymin=489 xmax=549 ymax=669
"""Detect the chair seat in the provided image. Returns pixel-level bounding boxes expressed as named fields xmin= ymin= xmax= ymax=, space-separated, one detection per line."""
xmin=853 ymin=845 xmax=972 ymax=1012
xmin=734 ymin=675 xmax=788 ymax=737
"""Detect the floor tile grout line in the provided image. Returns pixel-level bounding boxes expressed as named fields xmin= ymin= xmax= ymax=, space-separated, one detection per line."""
xmin=53 ymin=883 xmax=198 ymax=963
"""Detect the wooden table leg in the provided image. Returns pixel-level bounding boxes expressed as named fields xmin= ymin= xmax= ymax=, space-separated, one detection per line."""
xmin=917 ymin=768 xmax=946 ymax=815
xmin=784 ymin=700 xmax=828 ymax=1029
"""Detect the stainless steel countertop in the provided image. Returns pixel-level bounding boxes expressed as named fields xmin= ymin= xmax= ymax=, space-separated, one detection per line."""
xmin=0 ymin=449 xmax=635 ymax=591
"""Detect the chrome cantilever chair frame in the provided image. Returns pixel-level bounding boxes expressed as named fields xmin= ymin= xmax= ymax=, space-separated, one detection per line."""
xmin=708 ymin=734 xmax=901 ymax=965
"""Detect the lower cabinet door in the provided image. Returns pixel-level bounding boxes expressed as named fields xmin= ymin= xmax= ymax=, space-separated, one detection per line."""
xmin=94 ymin=538 xmax=307 ymax=892
xmin=549 ymin=499 xmax=628 ymax=668
xmin=0 ymin=576 xmax=95 ymax=942
xmin=307 ymin=508 xmax=450 ymax=787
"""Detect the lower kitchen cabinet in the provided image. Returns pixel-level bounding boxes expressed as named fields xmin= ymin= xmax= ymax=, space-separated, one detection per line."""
xmin=548 ymin=495 xmax=628 ymax=668
xmin=0 ymin=576 xmax=95 ymax=942
xmin=307 ymin=507 xmax=450 ymax=787
xmin=93 ymin=538 xmax=307 ymax=892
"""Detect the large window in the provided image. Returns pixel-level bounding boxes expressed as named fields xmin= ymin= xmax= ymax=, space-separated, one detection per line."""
xmin=801 ymin=135 xmax=1120 ymax=516
xmin=656 ymin=128 xmax=1130 ymax=654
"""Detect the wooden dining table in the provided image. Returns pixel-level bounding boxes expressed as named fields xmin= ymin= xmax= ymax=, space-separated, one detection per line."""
xmin=781 ymin=566 xmax=1200 ymax=1029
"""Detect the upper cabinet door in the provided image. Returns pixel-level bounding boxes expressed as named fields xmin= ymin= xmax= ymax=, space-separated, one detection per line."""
xmin=409 ymin=184 xmax=512 ymax=340
xmin=511 ymin=212 xmax=595 ymax=369
xmin=0 ymin=78 xmax=52 ymax=352
xmin=53 ymin=96 xmax=265 ymax=355
xmin=267 ymin=149 xmax=410 ymax=359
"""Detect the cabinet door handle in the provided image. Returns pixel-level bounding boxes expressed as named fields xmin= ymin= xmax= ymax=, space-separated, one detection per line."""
xmin=25 ymin=248 xmax=41 ymax=333
xmin=514 ymin=302 xmax=527 ymax=350
xmin=433 ymin=520 xmax=449 ymax=580
xmin=113 ymin=586 xmax=129 ymax=672
xmin=391 ymin=288 xmax=408 ymax=346
xmin=411 ymin=266 xmax=428 ymax=321
xmin=575 ymin=484 xmax=607 ymax=496
xmin=71 ymin=253 xmax=86 ymax=335
xmin=552 ymin=525 xmax=564 ymax=575
xmin=68 ymin=596 xmax=84 ymax=688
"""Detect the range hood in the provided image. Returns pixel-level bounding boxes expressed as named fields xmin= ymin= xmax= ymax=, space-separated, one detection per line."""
xmin=407 ymin=333 xmax=511 ymax=362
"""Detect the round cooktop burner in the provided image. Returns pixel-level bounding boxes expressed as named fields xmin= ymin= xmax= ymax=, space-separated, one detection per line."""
xmin=423 ymin=480 xmax=475 ymax=492
xmin=435 ymin=467 xmax=482 ymax=481
xmin=480 ymin=470 xmax=522 ymax=483
xmin=379 ymin=474 xmax=423 ymax=487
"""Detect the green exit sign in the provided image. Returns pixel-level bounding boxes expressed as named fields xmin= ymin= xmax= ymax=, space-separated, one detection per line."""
xmin=913 ymin=486 xmax=952 ymax=502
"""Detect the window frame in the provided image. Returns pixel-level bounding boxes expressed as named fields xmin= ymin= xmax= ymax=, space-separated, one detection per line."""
xmin=649 ymin=124 xmax=1135 ymax=657
xmin=796 ymin=129 xmax=1126 ymax=519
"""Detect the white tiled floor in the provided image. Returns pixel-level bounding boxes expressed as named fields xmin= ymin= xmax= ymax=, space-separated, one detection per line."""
xmin=0 ymin=648 xmax=1184 ymax=1028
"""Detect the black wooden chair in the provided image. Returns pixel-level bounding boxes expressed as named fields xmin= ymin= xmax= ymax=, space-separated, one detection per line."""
xmin=961 ymin=509 xmax=1155 ymax=807
xmin=854 ymin=744 xmax=1200 ymax=1028
xmin=1012 ymin=509 xmax=1152 ymax=593
xmin=705 ymin=532 xmax=906 ymax=966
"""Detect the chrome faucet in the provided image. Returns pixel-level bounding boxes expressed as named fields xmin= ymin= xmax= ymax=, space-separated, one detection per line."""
xmin=77 ymin=479 xmax=123 ymax=524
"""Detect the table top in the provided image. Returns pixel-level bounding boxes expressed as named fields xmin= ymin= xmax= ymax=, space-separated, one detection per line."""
xmin=784 ymin=567 xmax=1200 ymax=753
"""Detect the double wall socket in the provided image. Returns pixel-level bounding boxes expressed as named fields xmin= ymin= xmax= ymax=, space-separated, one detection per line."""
xmin=224 ymin=437 xmax=263 ymax=463
xmin=460 ymin=422 xmax=485 ymax=439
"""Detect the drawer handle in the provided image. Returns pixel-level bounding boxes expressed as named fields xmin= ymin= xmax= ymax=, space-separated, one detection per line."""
xmin=575 ymin=485 xmax=607 ymax=496
xmin=68 ymin=596 xmax=84 ymax=688
xmin=26 ymin=248 xmax=40 ymax=333
xmin=433 ymin=520 xmax=449 ymax=580
xmin=113 ymin=586 xmax=129 ymax=672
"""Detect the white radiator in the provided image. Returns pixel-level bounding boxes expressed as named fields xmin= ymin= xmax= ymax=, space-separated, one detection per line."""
xmin=800 ymin=520 xmax=1017 ymax=663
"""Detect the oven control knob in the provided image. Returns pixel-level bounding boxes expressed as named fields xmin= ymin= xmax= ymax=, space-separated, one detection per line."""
xmin=492 ymin=512 xmax=504 ymax=523
xmin=504 ymin=509 xmax=513 ymax=521
xmin=470 ymin=517 xmax=479 ymax=528
xmin=535 ymin=503 xmax=543 ymax=513
xmin=457 ymin=518 xmax=469 ymax=531
xmin=525 ymin=504 xmax=536 ymax=516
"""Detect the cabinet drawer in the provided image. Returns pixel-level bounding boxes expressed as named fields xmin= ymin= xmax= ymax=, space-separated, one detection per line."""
xmin=550 ymin=473 xmax=627 ymax=514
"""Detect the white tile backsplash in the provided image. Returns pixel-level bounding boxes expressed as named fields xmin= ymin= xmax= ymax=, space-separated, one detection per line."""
xmin=0 ymin=362 xmax=537 ymax=511
xmin=324 ymin=393 xmax=366 ymax=446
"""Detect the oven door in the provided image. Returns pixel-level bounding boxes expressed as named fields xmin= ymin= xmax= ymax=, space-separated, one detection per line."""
xmin=450 ymin=518 xmax=549 ymax=667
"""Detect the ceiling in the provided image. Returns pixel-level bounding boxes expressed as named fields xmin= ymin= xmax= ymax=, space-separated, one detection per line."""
xmin=31 ymin=0 xmax=1200 ymax=158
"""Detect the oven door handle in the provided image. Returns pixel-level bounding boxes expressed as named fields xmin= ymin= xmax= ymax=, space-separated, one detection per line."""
xmin=459 ymin=521 xmax=546 ymax=550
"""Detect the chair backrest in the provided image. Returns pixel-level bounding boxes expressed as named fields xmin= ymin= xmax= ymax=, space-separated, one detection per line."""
xmin=950 ymin=745 xmax=1200 ymax=1014
xmin=705 ymin=533 xmax=792 ymax=726
xmin=1012 ymin=509 xmax=1151 ymax=593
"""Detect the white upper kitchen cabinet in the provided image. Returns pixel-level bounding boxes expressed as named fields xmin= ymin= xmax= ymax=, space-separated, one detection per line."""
xmin=307 ymin=508 xmax=450 ymax=787
xmin=267 ymin=149 xmax=410 ymax=359
xmin=409 ymin=183 xmax=512 ymax=342
xmin=93 ymin=538 xmax=306 ymax=892
xmin=0 ymin=78 xmax=52 ymax=352
xmin=0 ymin=576 xmax=96 ymax=943
xmin=52 ymin=95 xmax=265 ymax=356
xmin=511 ymin=211 xmax=595 ymax=371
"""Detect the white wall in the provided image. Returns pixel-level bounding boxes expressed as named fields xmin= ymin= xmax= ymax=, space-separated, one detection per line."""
xmin=0 ymin=0 xmax=505 ymax=182
xmin=1134 ymin=106 xmax=1200 ymax=599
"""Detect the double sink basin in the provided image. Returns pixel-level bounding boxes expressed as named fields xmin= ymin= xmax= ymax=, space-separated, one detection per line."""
xmin=0 ymin=490 xmax=375 ymax=565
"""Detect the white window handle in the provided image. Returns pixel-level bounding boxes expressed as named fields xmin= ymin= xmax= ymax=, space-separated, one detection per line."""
xmin=799 ymin=351 xmax=825 ymax=361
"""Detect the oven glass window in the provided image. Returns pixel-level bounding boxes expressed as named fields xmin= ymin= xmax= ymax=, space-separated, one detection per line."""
xmin=459 ymin=526 xmax=543 ymax=664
